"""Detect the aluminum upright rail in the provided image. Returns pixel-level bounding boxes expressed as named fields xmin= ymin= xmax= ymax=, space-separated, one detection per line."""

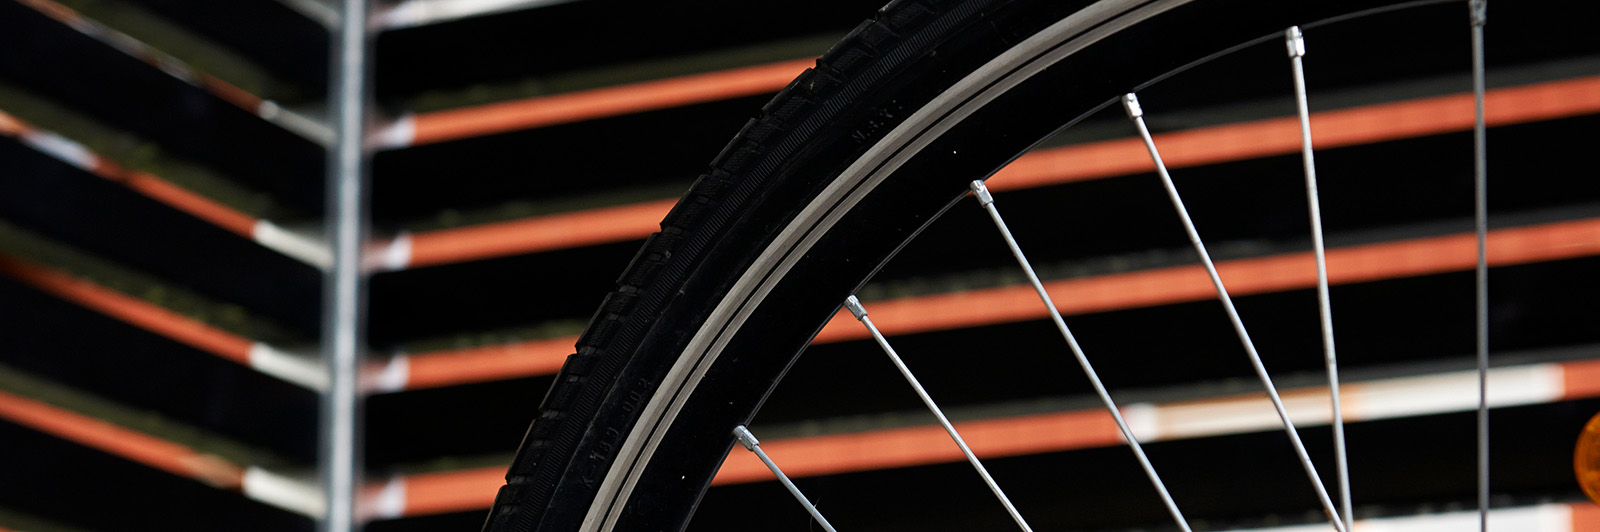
xmin=321 ymin=0 xmax=371 ymax=530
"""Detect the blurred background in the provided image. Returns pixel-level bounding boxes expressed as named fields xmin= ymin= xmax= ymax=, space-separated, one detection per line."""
xmin=0 ymin=0 xmax=1597 ymax=530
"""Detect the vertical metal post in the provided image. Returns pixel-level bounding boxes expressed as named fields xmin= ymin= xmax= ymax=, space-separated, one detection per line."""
xmin=1469 ymin=2 xmax=1490 ymax=530
xmin=322 ymin=0 xmax=369 ymax=531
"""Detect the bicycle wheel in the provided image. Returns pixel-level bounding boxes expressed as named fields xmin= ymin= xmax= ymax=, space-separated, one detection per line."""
xmin=481 ymin=1 xmax=1555 ymax=530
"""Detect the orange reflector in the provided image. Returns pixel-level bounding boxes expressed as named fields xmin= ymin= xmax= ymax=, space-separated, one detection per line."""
xmin=1579 ymin=411 xmax=1600 ymax=505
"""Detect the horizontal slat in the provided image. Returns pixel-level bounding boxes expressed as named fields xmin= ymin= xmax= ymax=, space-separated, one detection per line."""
xmin=0 ymin=111 xmax=252 ymax=234
xmin=986 ymin=74 xmax=1600 ymax=193
xmin=124 ymin=0 xmax=332 ymax=85
xmin=0 ymin=111 xmax=325 ymax=332
xmin=714 ymin=360 xmax=1597 ymax=485
xmin=0 ymin=388 xmax=321 ymax=516
xmin=375 ymin=58 xmax=812 ymax=148
xmin=0 ymin=255 xmax=249 ymax=361
xmin=8 ymin=0 xmax=331 ymax=144
xmin=0 ymin=276 xmax=319 ymax=460
xmin=389 ymin=199 xmax=676 ymax=270
xmin=374 ymin=216 xmax=1600 ymax=391
xmin=723 ymin=363 xmax=1587 ymax=483
xmin=0 ymin=388 xmax=244 ymax=488
xmin=812 ymin=216 xmax=1600 ymax=343
xmin=0 ymin=0 xmax=328 ymax=208
xmin=370 ymin=75 xmax=1600 ymax=271
xmin=0 ymin=420 xmax=315 ymax=529
xmin=0 ymin=255 xmax=325 ymax=390
xmin=372 ymin=337 xmax=569 ymax=392
xmin=0 ymin=109 xmax=330 ymax=268
xmin=369 ymin=358 xmax=1600 ymax=518
xmin=374 ymin=0 xmax=572 ymax=29
xmin=1229 ymin=503 xmax=1599 ymax=532
xmin=371 ymin=0 xmax=870 ymax=99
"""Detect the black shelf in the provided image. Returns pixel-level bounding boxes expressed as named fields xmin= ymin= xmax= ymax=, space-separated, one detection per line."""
xmin=0 ymin=136 xmax=322 ymax=334
xmin=0 ymin=0 xmax=325 ymax=212
xmin=126 ymin=0 xmax=331 ymax=88
xmin=374 ymin=0 xmax=881 ymax=100
xmin=0 ymin=418 xmax=313 ymax=531
xmin=0 ymin=275 xmax=318 ymax=462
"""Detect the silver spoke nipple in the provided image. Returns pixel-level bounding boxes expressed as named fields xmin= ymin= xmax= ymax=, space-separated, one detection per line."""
xmin=843 ymin=295 xmax=868 ymax=320
xmin=1121 ymin=93 xmax=1143 ymax=119
xmin=969 ymin=180 xmax=994 ymax=206
xmin=1470 ymin=0 xmax=1487 ymax=27
xmin=733 ymin=424 xmax=841 ymax=532
xmin=733 ymin=425 xmax=760 ymax=451
xmin=1286 ymin=26 xmax=1306 ymax=58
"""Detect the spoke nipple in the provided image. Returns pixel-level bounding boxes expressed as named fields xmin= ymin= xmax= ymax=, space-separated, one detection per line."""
xmin=1285 ymin=26 xmax=1305 ymax=58
xmin=843 ymin=295 xmax=868 ymax=320
xmin=732 ymin=425 xmax=760 ymax=451
xmin=1121 ymin=93 xmax=1143 ymax=119
xmin=1470 ymin=0 xmax=1487 ymax=26
xmin=969 ymin=180 xmax=994 ymax=206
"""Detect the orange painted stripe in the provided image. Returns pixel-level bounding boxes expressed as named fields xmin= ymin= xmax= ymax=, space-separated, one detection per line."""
xmin=391 ymin=410 xmax=1106 ymax=514
xmin=202 ymin=77 xmax=265 ymax=111
xmin=17 ymin=0 xmax=270 ymax=117
xmin=399 ymin=217 xmax=1600 ymax=389
xmin=1575 ymin=503 xmax=1600 ymax=532
xmin=401 ymin=76 xmax=1600 ymax=268
xmin=811 ymin=217 xmax=1600 ymax=343
xmin=404 ymin=337 xmax=571 ymax=390
xmin=721 ymin=361 xmax=1600 ymax=487
xmin=0 ymin=255 xmax=254 ymax=364
xmin=97 ymin=164 xmax=259 ymax=237
xmin=407 ymin=198 xmax=678 ymax=269
xmin=0 ymin=389 xmax=245 ymax=489
xmin=401 ymin=466 xmax=504 ymax=517
xmin=716 ymin=409 xmax=1121 ymax=485
xmin=989 ymin=75 xmax=1600 ymax=192
xmin=0 ymin=109 xmax=260 ymax=237
xmin=0 ymin=111 xmax=27 ymax=136
xmin=712 ymin=361 xmax=1600 ymax=486
xmin=16 ymin=0 xmax=82 ymax=24
xmin=401 ymin=357 xmax=1600 ymax=514
xmin=408 ymin=58 xmax=816 ymax=146
xmin=1563 ymin=359 xmax=1600 ymax=401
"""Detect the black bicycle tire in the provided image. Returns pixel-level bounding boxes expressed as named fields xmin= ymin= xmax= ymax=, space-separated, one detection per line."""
xmin=481 ymin=1 xmax=1420 ymax=531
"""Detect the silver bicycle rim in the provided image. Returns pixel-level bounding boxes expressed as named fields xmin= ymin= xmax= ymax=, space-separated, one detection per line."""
xmin=578 ymin=0 xmax=1201 ymax=529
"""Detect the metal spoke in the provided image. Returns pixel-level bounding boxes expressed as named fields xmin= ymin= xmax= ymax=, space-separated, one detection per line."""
xmin=843 ymin=296 xmax=1036 ymax=532
xmin=733 ymin=426 xmax=840 ymax=532
xmin=1121 ymin=92 xmax=1348 ymax=532
xmin=1470 ymin=2 xmax=1491 ymax=530
xmin=968 ymin=180 xmax=1192 ymax=532
xmin=1287 ymin=25 xmax=1353 ymax=529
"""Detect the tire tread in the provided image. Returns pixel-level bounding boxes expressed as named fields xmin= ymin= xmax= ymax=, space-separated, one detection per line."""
xmin=483 ymin=1 xmax=973 ymax=529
